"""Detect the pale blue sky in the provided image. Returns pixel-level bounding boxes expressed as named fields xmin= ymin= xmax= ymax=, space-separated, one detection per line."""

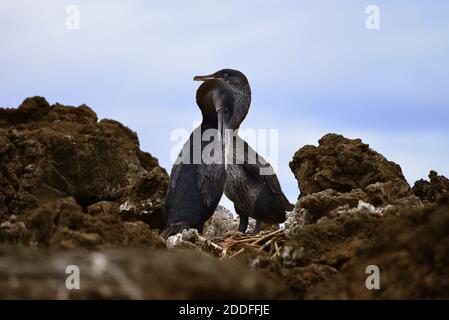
xmin=1 ymin=1 xmax=448 ymax=209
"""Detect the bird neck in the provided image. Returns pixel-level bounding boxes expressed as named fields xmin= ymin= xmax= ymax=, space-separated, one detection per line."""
xmin=227 ymin=82 xmax=251 ymax=130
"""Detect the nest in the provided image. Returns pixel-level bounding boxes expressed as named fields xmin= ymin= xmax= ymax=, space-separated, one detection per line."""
xmin=213 ymin=229 xmax=287 ymax=259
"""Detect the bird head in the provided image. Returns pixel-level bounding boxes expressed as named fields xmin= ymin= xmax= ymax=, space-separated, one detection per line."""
xmin=194 ymin=69 xmax=248 ymax=88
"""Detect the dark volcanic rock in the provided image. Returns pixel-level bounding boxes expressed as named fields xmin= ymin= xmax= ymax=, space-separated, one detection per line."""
xmin=413 ymin=170 xmax=449 ymax=203
xmin=17 ymin=197 xmax=165 ymax=249
xmin=289 ymin=134 xmax=407 ymax=196
xmin=282 ymin=211 xmax=382 ymax=268
xmin=0 ymin=247 xmax=292 ymax=299
xmin=307 ymin=196 xmax=449 ymax=299
xmin=298 ymin=188 xmax=369 ymax=222
xmin=274 ymin=209 xmax=384 ymax=297
xmin=298 ymin=179 xmax=421 ymax=222
xmin=0 ymin=97 xmax=168 ymax=248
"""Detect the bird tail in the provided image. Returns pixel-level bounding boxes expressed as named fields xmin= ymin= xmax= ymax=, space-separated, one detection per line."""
xmin=286 ymin=203 xmax=295 ymax=212
xmin=283 ymin=196 xmax=295 ymax=211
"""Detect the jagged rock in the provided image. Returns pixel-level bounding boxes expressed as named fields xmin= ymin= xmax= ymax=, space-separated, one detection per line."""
xmin=203 ymin=205 xmax=236 ymax=239
xmin=0 ymin=97 xmax=168 ymax=229
xmin=272 ymin=208 xmax=384 ymax=297
xmin=307 ymin=196 xmax=449 ymax=299
xmin=9 ymin=197 xmax=165 ymax=249
xmin=413 ymin=170 xmax=449 ymax=203
xmin=202 ymin=205 xmax=266 ymax=238
xmin=0 ymin=97 xmax=168 ymax=248
xmin=281 ymin=210 xmax=382 ymax=268
xmin=284 ymin=205 xmax=306 ymax=237
xmin=364 ymin=178 xmax=414 ymax=206
xmin=298 ymin=188 xmax=369 ymax=222
xmin=297 ymin=179 xmax=422 ymax=222
xmin=289 ymin=134 xmax=419 ymax=222
xmin=0 ymin=247 xmax=292 ymax=299
xmin=289 ymin=134 xmax=408 ymax=196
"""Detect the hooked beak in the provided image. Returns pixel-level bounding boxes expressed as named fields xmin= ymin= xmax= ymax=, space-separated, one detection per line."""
xmin=193 ymin=74 xmax=219 ymax=81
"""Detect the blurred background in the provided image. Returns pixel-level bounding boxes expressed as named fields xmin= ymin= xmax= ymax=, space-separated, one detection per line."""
xmin=1 ymin=0 xmax=448 ymax=210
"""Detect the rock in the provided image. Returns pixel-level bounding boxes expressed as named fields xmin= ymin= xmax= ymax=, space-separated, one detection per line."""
xmin=281 ymin=210 xmax=382 ymax=268
xmin=167 ymin=229 xmax=223 ymax=257
xmin=272 ymin=207 xmax=384 ymax=297
xmin=364 ymin=178 xmax=415 ymax=206
xmin=0 ymin=97 xmax=168 ymax=230
xmin=289 ymin=134 xmax=407 ymax=196
xmin=307 ymin=196 xmax=449 ymax=299
xmin=0 ymin=247 xmax=293 ymax=299
xmin=16 ymin=197 xmax=165 ymax=249
xmin=203 ymin=205 xmax=235 ymax=239
xmin=298 ymin=188 xmax=369 ymax=222
xmin=297 ymin=179 xmax=421 ymax=223
xmin=284 ymin=205 xmax=305 ymax=237
xmin=0 ymin=215 xmax=33 ymax=244
xmin=87 ymin=201 xmax=119 ymax=216
xmin=278 ymin=264 xmax=339 ymax=298
xmin=289 ymin=134 xmax=420 ymax=222
xmin=202 ymin=206 xmax=266 ymax=238
xmin=413 ymin=170 xmax=449 ymax=203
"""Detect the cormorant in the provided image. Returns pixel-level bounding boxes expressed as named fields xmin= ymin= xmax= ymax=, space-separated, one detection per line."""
xmin=224 ymin=135 xmax=294 ymax=233
xmin=192 ymin=69 xmax=292 ymax=234
xmin=161 ymin=69 xmax=249 ymax=237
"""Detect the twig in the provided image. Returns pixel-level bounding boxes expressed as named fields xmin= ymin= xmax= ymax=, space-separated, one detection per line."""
xmin=229 ymin=248 xmax=245 ymax=258
xmin=251 ymin=229 xmax=284 ymax=246
xmin=258 ymin=239 xmax=272 ymax=251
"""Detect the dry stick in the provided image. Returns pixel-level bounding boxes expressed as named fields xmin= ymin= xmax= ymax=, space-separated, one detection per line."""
xmin=234 ymin=237 xmax=261 ymax=243
xmin=197 ymin=234 xmax=224 ymax=255
xmin=251 ymin=229 xmax=284 ymax=246
xmin=229 ymin=248 xmax=245 ymax=258
xmin=258 ymin=239 xmax=272 ymax=251
xmin=273 ymin=241 xmax=281 ymax=258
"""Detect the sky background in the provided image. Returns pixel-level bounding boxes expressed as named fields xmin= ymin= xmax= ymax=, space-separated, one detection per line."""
xmin=1 ymin=1 xmax=448 ymax=211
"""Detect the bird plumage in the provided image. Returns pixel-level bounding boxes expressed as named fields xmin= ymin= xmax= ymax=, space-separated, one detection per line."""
xmin=224 ymin=135 xmax=293 ymax=233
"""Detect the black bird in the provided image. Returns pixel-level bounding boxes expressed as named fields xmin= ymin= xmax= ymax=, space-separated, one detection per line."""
xmin=224 ymin=136 xmax=294 ymax=234
xmin=192 ymin=69 xmax=292 ymax=234
xmin=161 ymin=69 xmax=248 ymax=237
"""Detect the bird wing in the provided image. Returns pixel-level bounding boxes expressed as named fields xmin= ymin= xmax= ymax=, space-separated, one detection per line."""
xmin=197 ymin=161 xmax=225 ymax=207
xmin=236 ymin=136 xmax=283 ymax=195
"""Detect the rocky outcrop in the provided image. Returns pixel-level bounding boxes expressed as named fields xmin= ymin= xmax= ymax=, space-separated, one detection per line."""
xmin=0 ymin=197 xmax=165 ymax=249
xmin=271 ymin=207 xmax=384 ymax=297
xmin=289 ymin=134 xmax=421 ymax=222
xmin=413 ymin=170 xmax=449 ymax=203
xmin=271 ymin=133 xmax=434 ymax=297
xmin=290 ymin=134 xmax=407 ymax=196
xmin=297 ymin=179 xmax=421 ymax=223
xmin=307 ymin=196 xmax=449 ymax=299
xmin=0 ymin=97 xmax=168 ymax=248
xmin=1 ymin=99 xmax=446 ymax=300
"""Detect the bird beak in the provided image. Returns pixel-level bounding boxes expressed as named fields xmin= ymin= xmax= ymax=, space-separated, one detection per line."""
xmin=193 ymin=74 xmax=219 ymax=81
